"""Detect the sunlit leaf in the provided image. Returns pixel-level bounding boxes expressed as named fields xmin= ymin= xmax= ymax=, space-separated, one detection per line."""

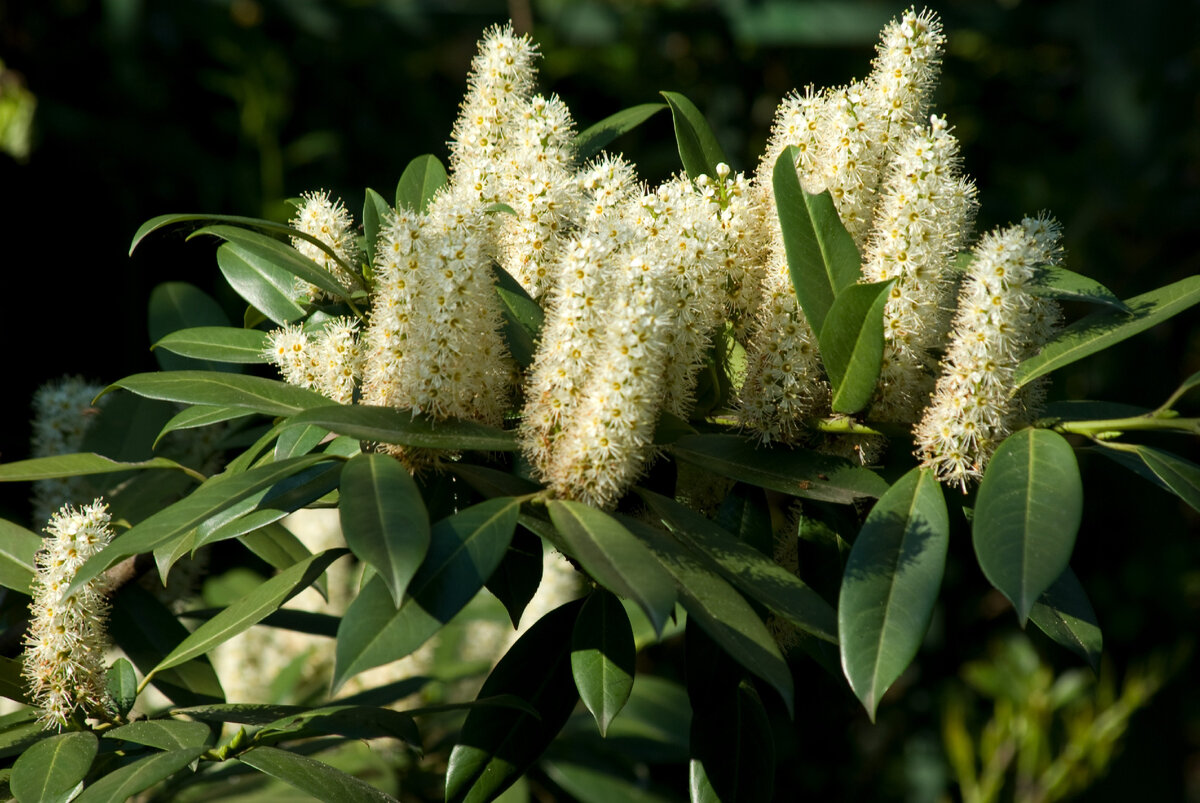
xmin=107 ymin=658 xmax=139 ymax=719
xmin=819 ymin=279 xmax=892 ymax=414
xmin=571 ymin=590 xmax=635 ymax=736
xmin=215 ymin=241 xmax=307 ymax=326
xmin=104 ymin=720 xmax=213 ymax=752
xmin=281 ymin=405 xmax=517 ymax=452
xmin=1030 ymin=266 xmax=1131 ymax=313
xmin=574 ymin=103 xmax=666 ymax=162
xmin=110 ymin=371 xmax=329 ymax=417
xmin=192 ymin=224 xmax=356 ymax=299
xmin=661 ymin=91 xmax=727 ymax=182
xmin=11 ymin=731 xmax=96 ymax=803
xmin=153 ymin=327 xmax=269 ymax=365
xmin=396 ymin=154 xmax=448 ymax=213
xmin=74 ymin=748 xmax=205 ymax=803
xmin=0 ymin=453 xmax=195 ymax=483
xmin=0 ymin=520 xmax=40 ymax=595
xmin=1028 ymin=566 xmax=1102 ymax=671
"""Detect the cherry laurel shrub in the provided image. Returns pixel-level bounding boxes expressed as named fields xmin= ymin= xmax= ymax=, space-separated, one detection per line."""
xmin=2 ymin=9 xmax=1199 ymax=801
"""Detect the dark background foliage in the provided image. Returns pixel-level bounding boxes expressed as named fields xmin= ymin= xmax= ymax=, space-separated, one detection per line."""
xmin=1 ymin=0 xmax=1198 ymax=799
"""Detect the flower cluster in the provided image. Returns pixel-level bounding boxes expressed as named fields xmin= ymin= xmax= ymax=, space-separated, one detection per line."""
xmin=289 ymin=190 xmax=360 ymax=299
xmin=22 ymin=500 xmax=115 ymax=730
xmin=30 ymin=377 xmax=106 ymax=524
xmin=265 ymin=317 xmax=364 ymax=405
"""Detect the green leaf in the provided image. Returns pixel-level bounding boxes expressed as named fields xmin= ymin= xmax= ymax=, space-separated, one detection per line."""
xmin=110 ymin=371 xmax=329 ymax=417
xmin=157 ymin=406 xmax=254 ymax=445
xmin=540 ymin=758 xmax=677 ymax=803
xmin=69 ymin=455 xmax=333 ymax=593
xmin=132 ymin=213 xmax=346 ymax=267
xmin=396 ymin=154 xmax=449 ymax=213
xmin=147 ymin=282 xmax=234 ymax=372
xmin=104 ymin=720 xmax=213 ymax=752
xmin=254 ymin=705 xmax=420 ymax=748
xmin=660 ymin=91 xmax=727 ymax=182
xmin=281 ymin=404 xmax=518 ymax=451
xmin=819 ymin=280 xmax=893 ymax=414
xmin=215 ymin=241 xmax=307 ymax=326
xmin=715 ymin=484 xmax=773 ymax=556
xmin=1028 ymin=566 xmax=1102 ymax=671
xmin=363 ymin=187 xmax=391 ymax=267
xmin=547 ymin=501 xmax=677 ymax=638
xmin=0 ymin=657 xmax=29 ymax=706
xmin=107 ymin=658 xmax=139 ymax=718
xmin=1030 ymin=266 xmax=1131 ymax=313
xmin=236 ymin=746 xmax=399 ymax=802
xmin=0 ymin=520 xmax=40 ymax=595
xmin=333 ymin=498 xmax=520 ymax=690
xmin=192 ymin=223 xmax=357 ymax=298
xmin=638 ymin=489 xmax=837 ymax=643
xmin=146 ymin=548 xmax=346 ymax=681
xmin=973 ymin=429 xmax=1083 ymax=624
xmin=669 ymin=433 xmax=888 ymax=503
xmin=771 ymin=147 xmax=862 ymax=333
xmin=485 ymin=525 xmax=544 ymax=628
xmin=239 ymin=523 xmax=318 ymax=576
xmin=571 ymin=591 xmax=635 ymax=736
xmin=1110 ymin=444 xmax=1200 ymax=512
xmin=153 ymin=327 xmax=269 ymax=364
xmin=492 ymin=262 xmax=545 ymax=369
xmin=838 ymin=467 xmax=949 ymax=720
xmin=621 ymin=516 xmax=794 ymax=715
xmin=1016 ymin=275 xmax=1200 ymax=386
xmin=339 ymin=453 xmax=430 ymax=607
xmin=574 ymin=103 xmax=666 ymax=162
xmin=74 ymin=747 xmax=205 ymax=803
xmin=445 ymin=599 xmax=585 ymax=803
xmin=11 ymin=731 xmax=96 ymax=803
xmin=0 ymin=453 xmax=194 ymax=483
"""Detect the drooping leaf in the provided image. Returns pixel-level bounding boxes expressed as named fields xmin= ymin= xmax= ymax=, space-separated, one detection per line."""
xmin=147 ymin=281 xmax=233 ymax=372
xmin=339 ymin=453 xmax=430 ymax=607
xmin=838 ymin=467 xmax=949 ymax=720
xmin=238 ymin=522 xmax=317 ymax=577
xmin=396 ymin=154 xmax=449 ymax=213
xmin=0 ymin=453 xmax=195 ymax=483
xmin=362 ymin=187 xmax=391 ymax=268
xmin=103 ymin=720 xmax=214 ymax=752
xmin=1028 ymin=566 xmax=1102 ymax=671
xmin=485 ymin=525 xmax=544 ymax=628
xmin=548 ymin=501 xmax=676 ymax=638
xmin=661 ymin=91 xmax=727 ymax=182
xmin=492 ymin=262 xmax=544 ymax=368
xmin=73 ymin=747 xmax=206 ymax=803
xmin=333 ymin=498 xmax=520 ymax=690
xmin=107 ymin=658 xmax=139 ymax=718
xmin=638 ymin=489 xmax=837 ymax=643
xmin=973 ymin=429 xmax=1083 ymax=624
xmin=109 ymin=371 xmax=330 ymax=417
xmin=669 ymin=433 xmax=888 ymax=503
xmin=153 ymin=327 xmax=269 ymax=365
xmin=574 ymin=103 xmax=666 ymax=162
xmin=215 ymin=241 xmax=307 ymax=326
xmin=819 ymin=279 xmax=893 ymax=414
xmin=193 ymin=223 xmax=357 ymax=298
xmin=1030 ymin=266 xmax=1131 ymax=313
xmin=146 ymin=548 xmax=346 ymax=681
xmin=10 ymin=731 xmax=96 ymax=803
xmin=0 ymin=520 xmax=40 ymax=595
xmin=280 ymin=405 xmax=517 ymax=451
xmin=1112 ymin=444 xmax=1200 ymax=512
xmin=1016 ymin=275 xmax=1200 ymax=386
xmin=253 ymin=705 xmax=420 ymax=748
xmin=445 ymin=599 xmax=585 ymax=803
xmin=571 ymin=590 xmax=636 ymax=736
xmin=771 ymin=146 xmax=862 ymax=333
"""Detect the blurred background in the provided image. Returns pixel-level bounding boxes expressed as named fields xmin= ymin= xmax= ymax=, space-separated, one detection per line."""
xmin=1 ymin=0 xmax=1198 ymax=800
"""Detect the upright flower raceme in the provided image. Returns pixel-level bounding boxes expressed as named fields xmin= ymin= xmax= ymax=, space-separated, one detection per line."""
xmin=915 ymin=215 xmax=1064 ymax=488
xmin=265 ymin=318 xmax=364 ymax=405
xmin=289 ymin=190 xmax=360 ymax=299
xmin=23 ymin=500 xmax=115 ymax=730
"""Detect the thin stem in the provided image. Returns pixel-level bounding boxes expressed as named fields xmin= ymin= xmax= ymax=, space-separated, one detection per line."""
xmin=1050 ymin=415 xmax=1200 ymax=440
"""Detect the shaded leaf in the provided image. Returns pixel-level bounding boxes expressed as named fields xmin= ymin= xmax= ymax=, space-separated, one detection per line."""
xmin=147 ymin=282 xmax=233 ymax=372
xmin=215 ymin=241 xmax=307 ymax=325
xmin=0 ymin=656 xmax=30 ymax=706
xmin=548 ymin=501 xmax=676 ymax=638
xmin=838 ymin=467 xmax=949 ymax=720
xmin=485 ymin=525 xmax=544 ymax=628
xmin=157 ymin=406 xmax=254 ymax=444
xmin=107 ymin=658 xmax=139 ymax=718
xmin=363 ymin=187 xmax=391 ymax=267
xmin=396 ymin=154 xmax=448 ymax=213
xmin=571 ymin=591 xmax=635 ymax=736
xmin=281 ymin=405 xmax=517 ymax=452
xmin=1028 ymin=566 xmax=1102 ymax=671
xmin=11 ymin=731 xmax=96 ymax=803
xmin=109 ymin=371 xmax=329 ymax=417
xmin=194 ymin=223 xmax=356 ymax=298
xmin=541 ymin=758 xmax=676 ymax=803
xmin=255 ymin=705 xmax=420 ymax=749
xmin=153 ymin=327 xmax=269 ymax=364
xmin=715 ymin=483 xmax=773 ymax=556
xmin=1120 ymin=444 xmax=1200 ymax=512
xmin=974 ymin=429 xmax=1082 ymax=624
xmin=1030 ymin=266 xmax=1131 ymax=313
xmin=493 ymin=262 xmax=544 ymax=369
xmin=819 ymin=280 xmax=893 ymax=414
xmin=104 ymin=720 xmax=213 ymax=752
xmin=0 ymin=453 xmax=194 ymax=483
xmin=574 ymin=103 xmax=666 ymax=162
xmin=661 ymin=91 xmax=727 ymax=182
xmin=1017 ymin=275 xmax=1200 ymax=386
xmin=74 ymin=748 xmax=205 ymax=803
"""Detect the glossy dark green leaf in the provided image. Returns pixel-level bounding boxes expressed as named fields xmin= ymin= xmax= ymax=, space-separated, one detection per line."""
xmin=69 ymin=455 xmax=333 ymax=593
xmin=819 ymin=279 xmax=893 ymax=413
xmin=492 ymin=262 xmax=544 ymax=368
xmin=548 ymin=501 xmax=676 ymax=638
xmin=157 ymin=406 xmax=254 ymax=445
xmin=396 ymin=154 xmax=448 ymax=213
xmin=1115 ymin=444 xmax=1200 ymax=512
xmin=771 ymin=146 xmax=862 ymax=333
xmin=215 ymin=241 xmax=307 ymax=325
xmin=838 ymin=467 xmax=949 ymax=720
xmin=669 ymin=433 xmax=888 ymax=503
xmin=147 ymin=282 xmax=233 ymax=372
xmin=110 ymin=371 xmax=329 ymax=417
xmin=1028 ymin=566 xmax=1102 ymax=671
xmin=74 ymin=747 xmax=205 ymax=803
xmin=362 ymin=187 xmax=391 ymax=268
xmin=103 ymin=720 xmax=213 ymax=752
xmin=974 ymin=429 xmax=1082 ymax=624
xmin=0 ymin=452 xmax=194 ymax=483
xmin=486 ymin=525 xmax=544 ymax=628
xmin=1017 ymin=275 xmax=1200 ymax=386
xmin=0 ymin=519 xmax=40 ymax=595
xmin=448 ymin=464 xmax=541 ymax=500
xmin=339 ymin=453 xmax=430 ymax=607
xmin=0 ymin=723 xmax=44 ymax=762
xmin=11 ymin=731 xmax=96 ymax=803
xmin=333 ymin=498 xmax=520 ymax=689
xmin=571 ymin=591 xmax=636 ymax=736
xmin=153 ymin=327 xmax=269 ymax=365
xmin=239 ymin=523 xmax=317 ymax=576
xmin=281 ymin=405 xmax=517 ymax=452
xmin=147 ymin=548 xmax=346 ymax=680
xmin=621 ymin=516 xmax=794 ymax=715
xmin=194 ymin=223 xmax=358 ymax=296
xmin=1030 ymin=266 xmax=1131 ymax=313
xmin=255 ymin=705 xmax=420 ymax=749
xmin=638 ymin=489 xmax=837 ymax=643
xmin=715 ymin=483 xmax=773 ymax=556
xmin=0 ymin=657 xmax=30 ymax=706
xmin=661 ymin=91 xmax=727 ymax=182
xmin=107 ymin=658 xmax=139 ymax=718
xmin=574 ymin=103 xmax=666 ymax=162
xmin=445 ymin=599 xmax=585 ymax=803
